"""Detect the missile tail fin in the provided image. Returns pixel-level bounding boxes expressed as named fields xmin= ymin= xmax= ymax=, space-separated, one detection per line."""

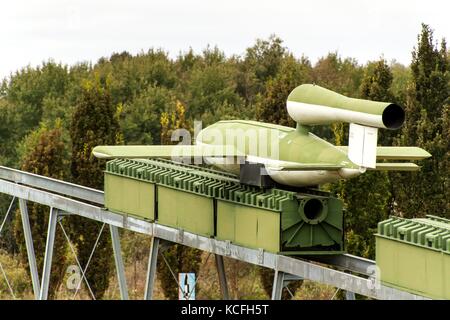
xmin=347 ymin=123 xmax=378 ymax=169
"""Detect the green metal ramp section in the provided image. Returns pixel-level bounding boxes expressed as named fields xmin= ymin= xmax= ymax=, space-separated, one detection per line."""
xmin=376 ymin=215 xmax=450 ymax=299
xmin=103 ymin=158 xmax=344 ymax=254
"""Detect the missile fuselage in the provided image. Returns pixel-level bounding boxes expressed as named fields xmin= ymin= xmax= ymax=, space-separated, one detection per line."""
xmin=197 ymin=120 xmax=361 ymax=187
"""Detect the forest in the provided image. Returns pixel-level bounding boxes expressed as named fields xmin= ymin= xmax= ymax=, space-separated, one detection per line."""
xmin=0 ymin=23 xmax=448 ymax=299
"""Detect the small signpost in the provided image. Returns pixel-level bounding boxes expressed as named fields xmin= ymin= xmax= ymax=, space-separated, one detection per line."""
xmin=178 ymin=273 xmax=196 ymax=300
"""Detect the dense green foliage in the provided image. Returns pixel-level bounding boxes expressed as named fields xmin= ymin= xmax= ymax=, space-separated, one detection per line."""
xmin=256 ymin=54 xmax=312 ymax=126
xmin=69 ymin=78 xmax=122 ymax=299
xmin=0 ymin=25 xmax=448 ymax=299
xmin=13 ymin=125 xmax=68 ymax=298
xmin=392 ymin=24 xmax=449 ymax=219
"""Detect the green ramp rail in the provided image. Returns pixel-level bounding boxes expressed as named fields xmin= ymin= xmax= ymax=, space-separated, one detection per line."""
xmin=376 ymin=215 xmax=450 ymax=299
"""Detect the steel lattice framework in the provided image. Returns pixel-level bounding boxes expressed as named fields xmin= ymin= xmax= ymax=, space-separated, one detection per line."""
xmin=0 ymin=166 xmax=428 ymax=300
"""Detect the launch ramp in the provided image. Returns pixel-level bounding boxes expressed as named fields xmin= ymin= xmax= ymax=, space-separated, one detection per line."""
xmin=0 ymin=165 xmax=429 ymax=300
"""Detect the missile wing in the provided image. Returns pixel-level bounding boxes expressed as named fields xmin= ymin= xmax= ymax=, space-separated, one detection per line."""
xmin=93 ymin=145 xmax=343 ymax=171
xmin=370 ymin=163 xmax=420 ymax=171
xmin=335 ymin=146 xmax=431 ymax=161
xmin=335 ymin=146 xmax=431 ymax=171
xmin=92 ymin=145 xmax=244 ymax=159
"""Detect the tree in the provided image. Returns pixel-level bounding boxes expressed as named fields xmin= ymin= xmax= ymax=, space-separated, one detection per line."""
xmin=175 ymin=48 xmax=202 ymax=76
xmin=313 ymin=52 xmax=363 ymax=97
xmin=69 ymin=77 xmax=122 ymax=299
xmin=360 ymin=59 xmax=394 ymax=102
xmin=392 ymin=24 xmax=449 ymax=218
xmin=0 ymin=99 xmax=20 ymax=168
xmin=94 ymin=49 xmax=176 ymax=106
xmin=120 ymin=85 xmax=177 ymax=145
xmin=237 ymin=35 xmax=287 ymax=104
xmin=160 ymin=100 xmax=191 ymax=145
xmin=184 ymin=47 xmax=243 ymax=119
xmin=256 ymin=54 xmax=312 ymax=126
xmin=13 ymin=123 xmax=68 ymax=298
xmin=0 ymin=61 xmax=70 ymax=165
xmin=390 ymin=61 xmax=412 ymax=107
xmin=156 ymin=100 xmax=203 ymax=299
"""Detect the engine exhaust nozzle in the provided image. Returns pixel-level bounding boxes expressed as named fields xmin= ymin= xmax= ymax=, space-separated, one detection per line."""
xmin=287 ymin=84 xmax=405 ymax=130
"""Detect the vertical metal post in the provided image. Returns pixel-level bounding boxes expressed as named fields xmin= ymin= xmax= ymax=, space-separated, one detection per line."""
xmin=271 ymin=270 xmax=285 ymax=300
xmin=214 ymin=254 xmax=229 ymax=299
xmin=39 ymin=207 xmax=58 ymax=300
xmin=345 ymin=291 xmax=356 ymax=300
xmin=18 ymin=199 xmax=41 ymax=300
xmin=110 ymin=225 xmax=129 ymax=300
xmin=144 ymin=236 xmax=160 ymax=300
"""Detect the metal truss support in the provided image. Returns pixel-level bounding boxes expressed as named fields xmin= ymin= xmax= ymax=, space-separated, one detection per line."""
xmin=0 ymin=171 xmax=430 ymax=300
xmin=306 ymin=254 xmax=374 ymax=276
xmin=18 ymin=199 xmax=41 ymax=299
xmin=110 ymin=225 xmax=129 ymax=300
xmin=39 ymin=207 xmax=58 ymax=300
xmin=72 ymin=223 xmax=105 ymax=300
xmin=0 ymin=166 xmax=104 ymax=205
xmin=214 ymin=254 xmax=229 ymax=299
xmin=58 ymin=218 xmax=95 ymax=299
xmin=144 ymin=236 xmax=160 ymax=300
xmin=271 ymin=270 xmax=285 ymax=300
xmin=0 ymin=259 xmax=16 ymax=299
xmin=0 ymin=196 xmax=15 ymax=235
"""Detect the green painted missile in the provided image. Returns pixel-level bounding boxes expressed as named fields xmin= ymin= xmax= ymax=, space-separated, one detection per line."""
xmin=92 ymin=84 xmax=430 ymax=188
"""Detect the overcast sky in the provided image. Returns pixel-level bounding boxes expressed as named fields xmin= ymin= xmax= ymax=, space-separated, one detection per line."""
xmin=0 ymin=0 xmax=448 ymax=79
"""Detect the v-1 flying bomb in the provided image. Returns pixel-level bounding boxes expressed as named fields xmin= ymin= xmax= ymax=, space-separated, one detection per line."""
xmin=92 ymin=84 xmax=430 ymax=188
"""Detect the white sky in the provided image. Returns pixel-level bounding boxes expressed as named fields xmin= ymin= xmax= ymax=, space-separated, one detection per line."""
xmin=0 ymin=0 xmax=448 ymax=79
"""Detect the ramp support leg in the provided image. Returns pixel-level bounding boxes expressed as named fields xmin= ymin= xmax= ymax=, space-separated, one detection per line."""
xmin=144 ymin=236 xmax=160 ymax=300
xmin=39 ymin=207 xmax=58 ymax=300
xmin=214 ymin=254 xmax=229 ymax=299
xmin=271 ymin=270 xmax=285 ymax=300
xmin=18 ymin=199 xmax=41 ymax=300
xmin=110 ymin=225 xmax=129 ymax=300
